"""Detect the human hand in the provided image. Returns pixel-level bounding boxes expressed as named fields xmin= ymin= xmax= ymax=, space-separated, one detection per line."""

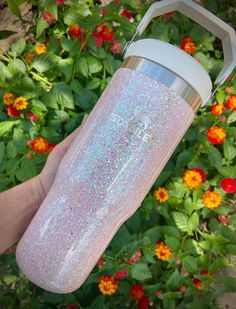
xmin=34 ymin=114 xmax=89 ymax=206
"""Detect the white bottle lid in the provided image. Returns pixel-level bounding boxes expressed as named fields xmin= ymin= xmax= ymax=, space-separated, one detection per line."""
xmin=124 ymin=38 xmax=212 ymax=106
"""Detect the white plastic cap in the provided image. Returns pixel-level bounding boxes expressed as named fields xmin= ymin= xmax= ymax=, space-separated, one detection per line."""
xmin=124 ymin=38 xmax=212 ymax=106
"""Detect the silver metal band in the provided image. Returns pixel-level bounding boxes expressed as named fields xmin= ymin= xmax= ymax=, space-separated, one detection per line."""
xmin=122 ymin=56 xmax=202 ymax=112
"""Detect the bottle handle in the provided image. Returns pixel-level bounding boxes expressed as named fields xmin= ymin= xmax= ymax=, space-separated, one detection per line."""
xmin=125 ymin=0 xmax=236 ymax=85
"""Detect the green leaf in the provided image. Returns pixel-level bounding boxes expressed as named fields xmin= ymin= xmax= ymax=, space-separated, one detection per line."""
xmin=194 ymin=52 xmax=209 ymax=71
xmin=0 ymin=30 xmax=17 ymax=40
xmin=144 ymin=226 xmax=161 ymax=243
xmin=103 ymin=54 xmax=116 ymax=75
xmin=227 ymin=111 xmax=236 ymax=124
xmin=172 ymin=211 xmax=188 ymax=232
xmin=187 ymin=212 xmax=199 ymax=234
xmin=6 ymin=0 xmax=23 ymax=17
xmin=76 ymin=57 xmax=89 ymax=78
xmin=41 ymin=92 xmax=58 ymax=110
xmin=87 ymin=57 xmax=102 ymax=75
xmin=53 ymin=83 xmax=74 ymax=109
xmin=165 ymin=237 xmax=180 ymax=251
xmin=8 ymin=59 xmax=26 ymax=74
xmin=11 ymin=38 xmax=26 ymax=56
xmin=13 ymin=128 xmax=27 ymax=153
xmin=31 ymin=99 xmax=48 ymax=112
xmin=223 ymin=139 xmax=236 ymax=161
xmin=60 ymin=38 xmax=74 ymax=52
xmin=15 ymin=159 xmax=37 ymax=182
xmin=0 ymin=176 xmax=11 ymax=190
xmin=218 ymin=166 xmax=236 ymax=178
xmin=0 ymin=121 xmax=15 ymax=135
xmin=36 ymin=18 xmax=49 ymax=38
xmin=6 ymin=141 xmax=17 ymax=159
xmin=175 ymin=151 xmax=193 ymax=170
xmin=3 ymin=274 xmax=18 ymax=285
xmin=216 ymin=91 xmax=225 ymax=103
xmin=131 ymin=263 xmax=152 ymax=281
xmin=206 ymin=145 xmax=222 ymax=170
xmin=44 ymin=293 xmax=64 ymax=305
xmin=182 ymin=256 xmax=198 ymax=273
xmin=110 ymin=224 xmax=131 ymax=248
xmin=0 ymin=142 xmax=5 ymax=161
xmin=32 ymin=53 xmax=60 ymax=72
xmin=226 ymin=244 xmax=236 ymax=255
xmin=0 ymin=61 xmax=13 ymax=81
xmin=63 ymin=11 xmax=82 ymax=25
xmin=154 ymin=161 xmax=174 ymax=187
xmin=86 ymin=77 xmax=100 ymax=89
xmin=58 ymin=58 xmax=74 ymax=82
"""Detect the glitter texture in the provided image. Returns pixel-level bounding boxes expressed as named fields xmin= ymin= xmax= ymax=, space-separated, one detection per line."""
xmin=16 ymin=68 xmax=195 ymax=293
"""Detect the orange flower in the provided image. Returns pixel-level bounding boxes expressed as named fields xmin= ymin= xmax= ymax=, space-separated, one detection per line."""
xmin=3 ymin=92 xmax=15 ymax=106
xmin=183 ymin=170 xmax=202 ymax=190
xmin=98 ymin=275 xmax=118 ymax=295
xmin=202 ymin=191 xmax=222 ymax=209
xmin=226 ymin=95 xmax=236 ymax=110
xmin=193 ymin=278 xmax=205 ymax=290
xmin=7 ymin=105 xmax=21 ymax=117
xmin=180 ymin=37 xmax=196 ymax=54
xmin=29 ymin=137 xmax=50 ymax=153
xmin=155 ymin=241 xmax=172 ymax=261
xmin=153 ymin=187 xmax=169 ymax=202
xmin=13 ymin=97 xmax=28 ymax=110
xmin=25 ymin=52 xmax=35 ymax=63
xmin=206 ymin=126 xmax=226 ymax=144
xmin=35 ymin=43 xmax=47 ymax=54
xmin=130 ymin=283 xmax=144 ymax=300
xmin=211 ymin=103 xmax=224 ymax=115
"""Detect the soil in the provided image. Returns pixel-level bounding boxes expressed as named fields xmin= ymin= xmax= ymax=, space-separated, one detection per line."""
xmin=0 ymin=2 xmax=236 ymax=308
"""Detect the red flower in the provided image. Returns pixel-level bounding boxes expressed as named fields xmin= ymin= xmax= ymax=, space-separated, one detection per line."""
xmin=68 ymin=24 xmax=81 ymax=39
xmin=193 ymin=278 xmax=205 ymax=290
xmin=206 ymin=126 xmax=226 ymax=144
xmin=27 ymin=111 xmax=38 ymax=123
xmin=179 ymin=285 xmax=187 ymax=293
xmin=114 ymin=269 xmax=128 ymax=280
xmin=7 ymin=105 xmax=21 ymax=117
xmin=120 ymin=8 xmax=134 ymax=21
xmin=220 ymin=178 xmax=236 ymax=193
xmin=110 ymin=39 xmax=122 ymax=54
xmin=130 ymin=283 xmax=144 ymax=300
xmin=200 ymin=269 xmax=215 ymax=278
xmin=180 ymin=37 xmax=196 ymax=54
xmin=191 ymin=168 xmax=207 ymax=182
xmin=97 ymin=258 xmax=105 ymax=268
xmin=155 ymin=290 xmax=162 ymax=297
xmin=217 ymin=214 xmax=230 ymax=225
xmin=42 ymin=10 xmax=56 ymax=25
xmin=101 ymin=8 xmax=109 ymax=16
xmin=29 ymin=137 xmax=53 ymax=153
xmin=56 ymin=0 xmax=65 ymax=4
xmin=67 ymin=305 xmax=77 ymax=309
xmin=138 ymin=295 xmax=150 ymax=309
xmin=226 ymin=95 xmax=236 ymax=110
xmin=164 ymin=12 xmax=173 ymax=20
xmin=93 ymin=23 xmax=114 ymax=47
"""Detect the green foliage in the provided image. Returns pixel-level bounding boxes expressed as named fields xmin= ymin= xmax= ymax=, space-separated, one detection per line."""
xmin=0 ymin=0 xmax=236 ymax=309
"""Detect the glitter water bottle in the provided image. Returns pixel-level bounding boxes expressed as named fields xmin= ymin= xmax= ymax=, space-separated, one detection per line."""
xmin=16 ymin=0 xmax=236 ymax=293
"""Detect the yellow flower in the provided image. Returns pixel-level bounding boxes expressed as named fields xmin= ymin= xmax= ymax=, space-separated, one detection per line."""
xmin=13 ymin=97 xmax=29 ymax=110
xmin=202 ymin=191 xmax=222 ymax=209
xmin=98 ymin=275 xmax=118 ymax=295
xmin=155 ymin=241 xmax=173 ymax=261
xmin=35 ymin=43 xmax=47 ymax=54
xmin=3 ymin=92 xmax=15 ymax=106
xmin=183 ymin=170 xmax=202 ymax=190
xmin=153 ymin=187 xmax=169 ymax=203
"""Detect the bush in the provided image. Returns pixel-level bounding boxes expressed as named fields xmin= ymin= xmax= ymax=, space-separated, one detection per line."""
xmin=0 ymin=0 xmax=236 ymax=308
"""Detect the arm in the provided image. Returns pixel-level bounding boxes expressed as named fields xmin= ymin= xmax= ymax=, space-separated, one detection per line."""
xmin=0 ymin=114 xmax=88 ymax=254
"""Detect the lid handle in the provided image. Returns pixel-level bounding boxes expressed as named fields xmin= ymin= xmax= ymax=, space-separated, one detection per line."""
xmin=135 ymin=0 xmax=236 ymax=85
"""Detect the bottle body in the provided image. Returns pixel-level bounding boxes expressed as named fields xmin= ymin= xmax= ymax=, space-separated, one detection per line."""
xmin=16 ymin=65 xmax=196 ymax=293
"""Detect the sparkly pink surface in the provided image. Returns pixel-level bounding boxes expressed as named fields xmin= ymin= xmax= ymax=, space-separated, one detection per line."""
xmin=16 ymin=68 xmax=195 ymax=293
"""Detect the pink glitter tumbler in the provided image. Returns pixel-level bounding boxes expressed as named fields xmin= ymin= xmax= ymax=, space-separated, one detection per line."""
xmin=16 ymin=0 xmax=236 ymax=293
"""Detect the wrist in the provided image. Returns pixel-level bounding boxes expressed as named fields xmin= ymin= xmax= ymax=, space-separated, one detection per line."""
xmin=30 ymin=175 xmax=47 ymax=210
